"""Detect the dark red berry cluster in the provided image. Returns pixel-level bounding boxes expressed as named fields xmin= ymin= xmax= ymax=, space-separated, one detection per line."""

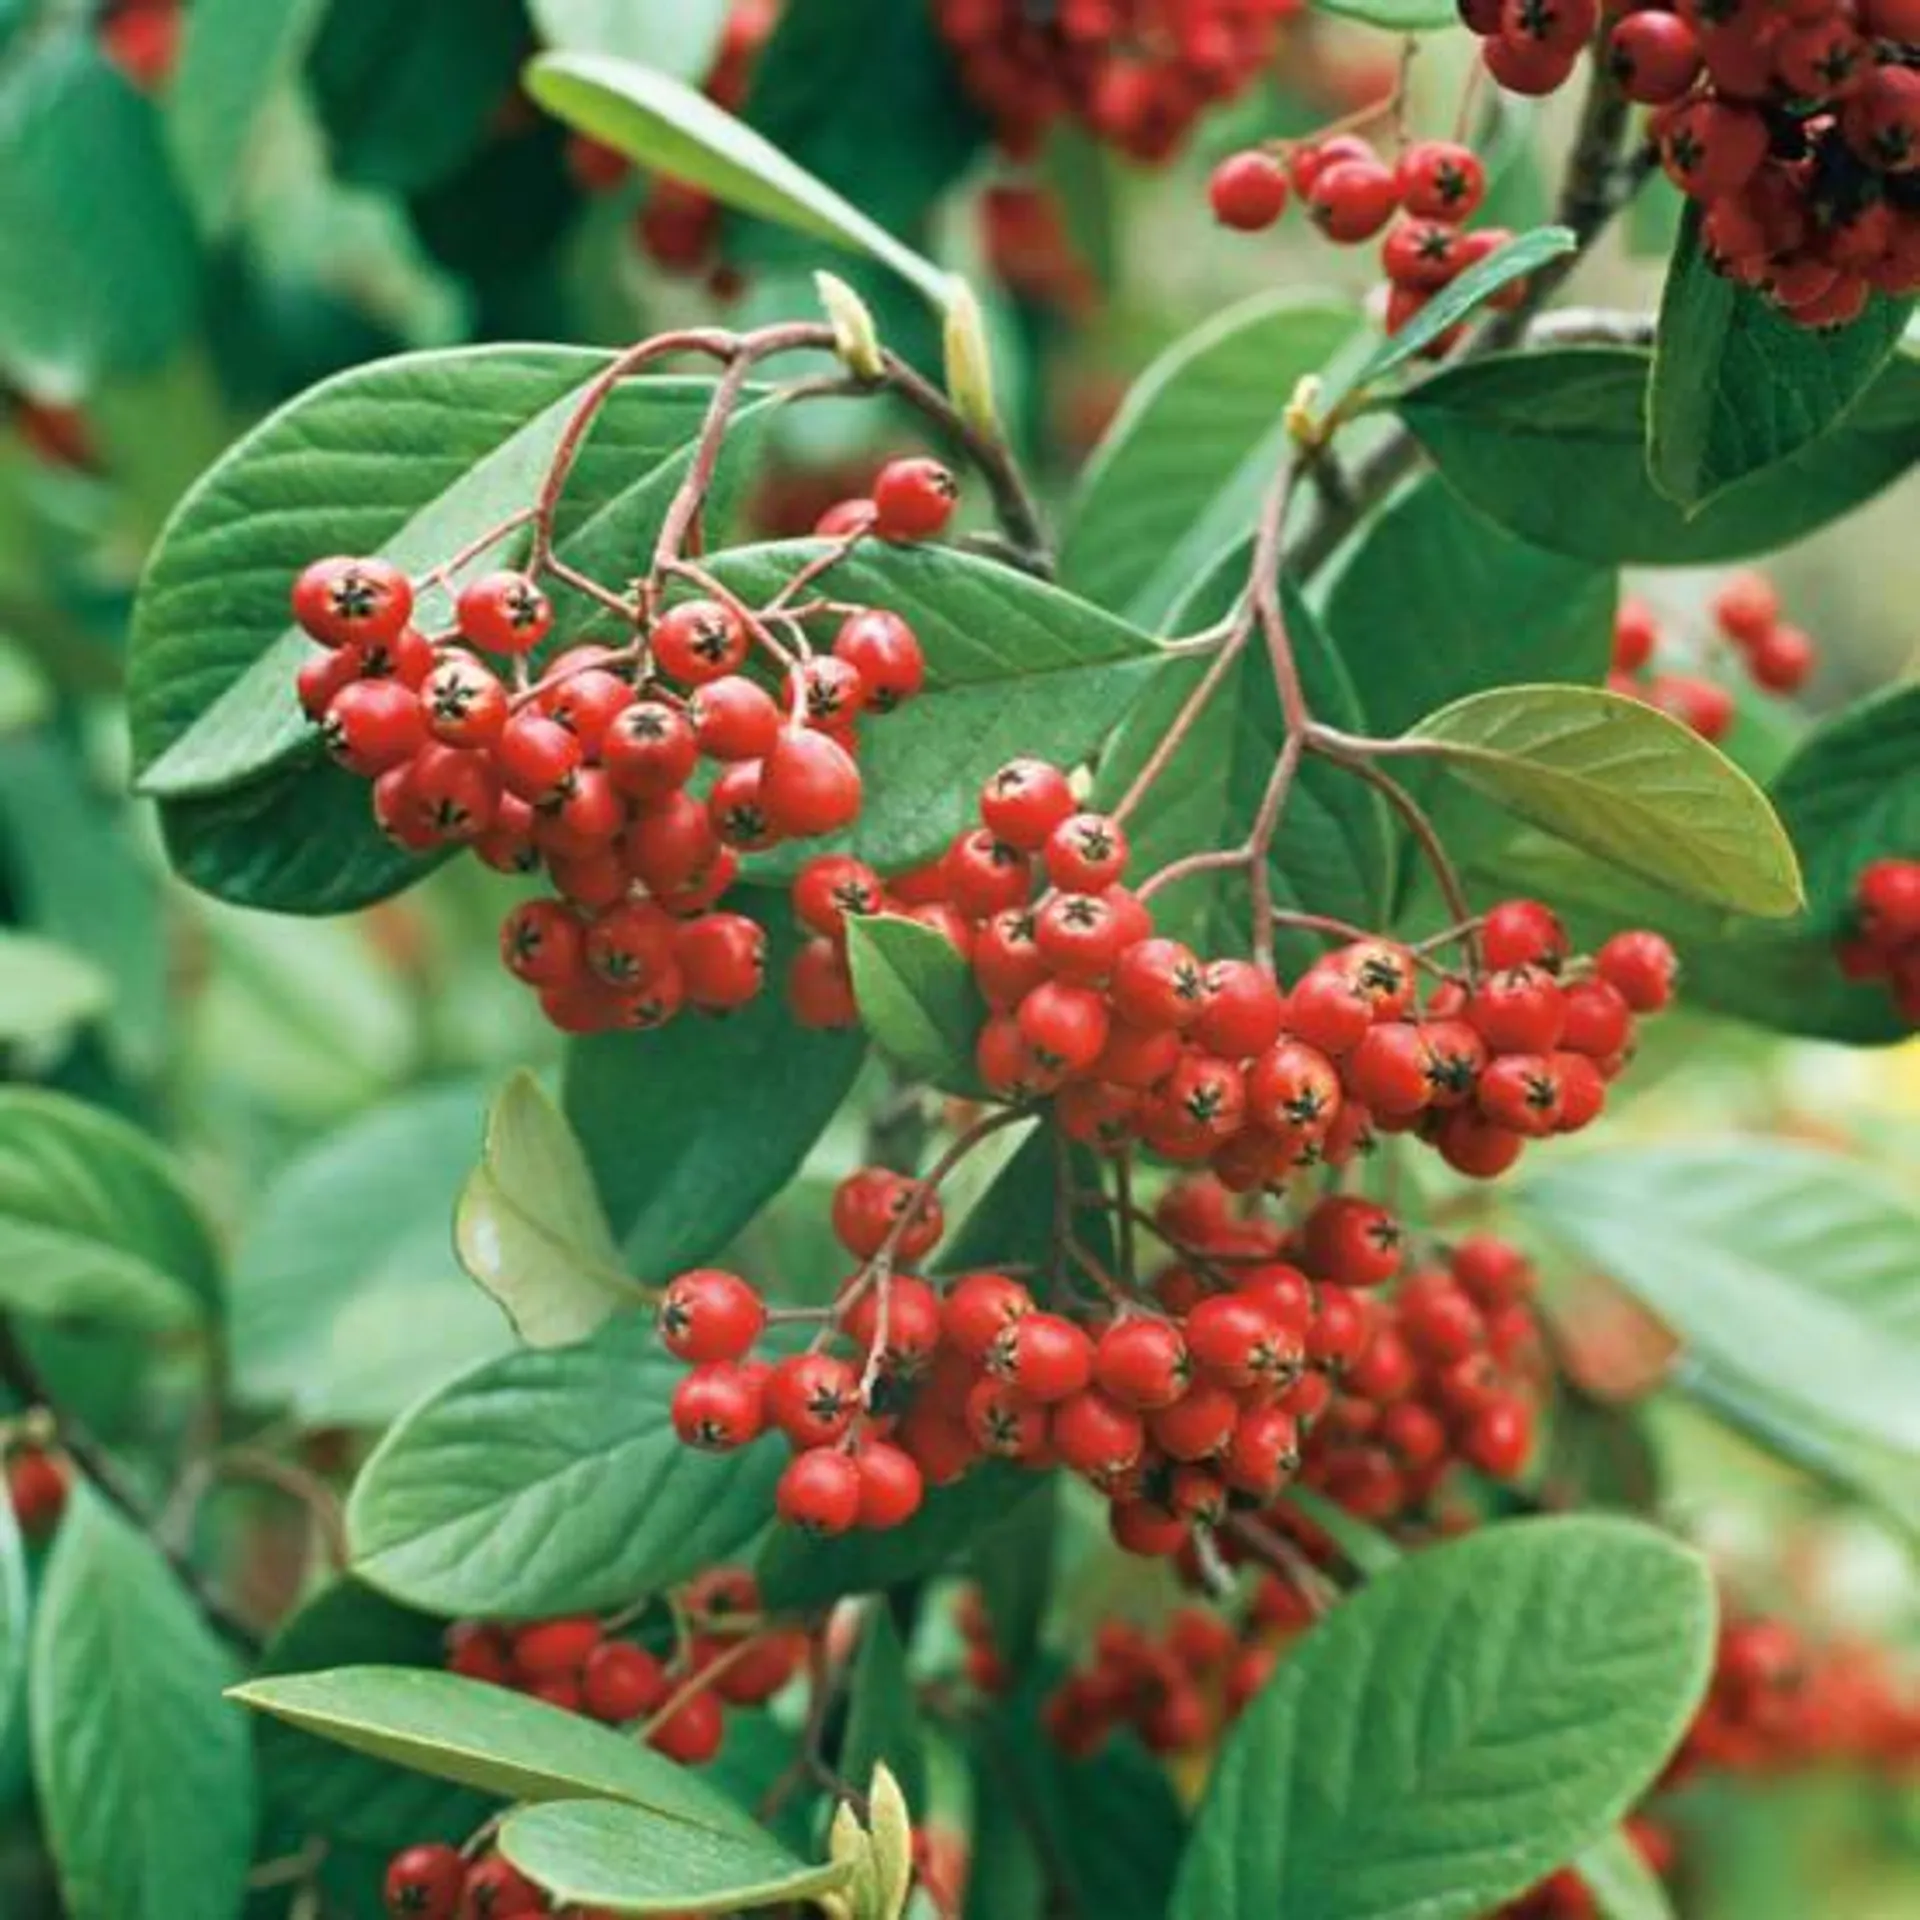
xmin=1460 ymin=0 xmax=1920 ymax=325
xmin=932 ymin=0 xmax=1305 ymax=162
xmin=443 ymin=1570 xmax=803 ymax=1763
xmin=1609 ymin=568 xmax=1819 ymax=742
xmin=888 ymin=762 xmax=1676 ymax=1181
xmin=289 ymin=458 xmax=950 ymax=1035
xmin=5 ymin=1443 xmax=67 ymax=1540
xmin=1037 ymin=1595 xmax=1307 ymax=1759
xmin=1210 ymin=134 xmax=1525 ymax=354
xmin=564 ymin=0 xmax=780 ymax=291
xmin=1838 ymin=857 xmax=1920 ymax=1022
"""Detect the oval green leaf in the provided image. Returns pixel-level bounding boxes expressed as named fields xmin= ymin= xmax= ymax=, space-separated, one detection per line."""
xmin=31 ymin=1494 xmax=254 ymax=1920
xmin=845 ymin=914 xmax=985 ymax=1093
xmin=0 ymin=1088 xmax=224 ymax=1332
xmin=500 ymin=1797 xmax=848 ymax=1916
xmin=1649 ymin=204 xmax=1914 ymax=508
xmin=1515 ymin=1142 xmax=1920 ymax=1460
xmin=456 ymin=1070 xmax=646 ymax=1348
xmin=233 ymin=1665 xmax=774 ymax=1837
xmin=1171 ymin=1516 xmax=1716 ymax=1920
xmin=346 ymin=1314 xmax=785 ymax=1616
xmin=1405 ymin=685 xmax=1802 ymax=916
xmin=1399 ymin=347 xmax=1920 ymax=565
xmin=524 ymin=51 xmax=952 ymax=307
xmin=1060 ymin=293 xmax=1361 ymax=622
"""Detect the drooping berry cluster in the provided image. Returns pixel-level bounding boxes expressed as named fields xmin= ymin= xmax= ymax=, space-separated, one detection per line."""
xmin=1608 ymin=568 xmax=1819 ymax=741
xmin=1210 ymin=134 xmax=1525 ymax=355
xmin=565 ymin=0 xmax=782 ymax=290
xmin=878 ymin=760 xmax=1676 ymax=1182
xmin=932 ymin=0 xmax=1305 ymax=162
xmin=1838 ymin=857 xmax=1920 ymax=1021
xmin=289 ymin=458 xmax=951 ymax=1035
xmin=1459 ymin=0 xmax=1920 ymax=325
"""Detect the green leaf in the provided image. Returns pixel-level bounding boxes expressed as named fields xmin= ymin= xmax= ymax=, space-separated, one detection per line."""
xmin=234 ymin=1665 xmax=778 ymax=1835
xmin=1171 ymin=1517 xmax=1715 ymax=1920
xmin=737 ymin=0 xmax=986 ymax=264
xmin=528 ymin=0 xmax=732 ymax=82
xmin=0 ymin=1493 xmax=23 ymax=1754
xmin=1768 ymin=683 xmax=1920 ymax=935
xmin=308 ymin=0 xmax=528 ymax=194
xmin=0 ymin=932 xmax=107 ymax=1044
xmin=701 ymin=540 xmax=1166 ymax=876
xmin=255 ymin=1581 xmax=497 ymax=1852
xmin=845 ymin=915 xmax=985 ymax=1093
xmin=231 ymin=1080 xmax=518 ymax=1428
xmin=500 ymin=1797 xmax=848 ymax=1916
xmin=0 ymin=33 xmax=200 ymax=384
xmin=1406 ymin=685 xmax=1802 ymax=917
xmin=1515 ymin=1143 xmax=1920 ymax=1461
xmin=565 ymin=899 xmax=866 ymax=1276
xmin=943 ymin=1121 xmax=1116 ymax=1275
xmin=1399 ymin=347 xmax=1920 ymax=564
xmin=1649 ymin=204 xmax=1913 ymax=508
xmin=31 ymin=1494 xmax=254 ymax=1920
xmin=524 ymin=51 xmax=953 ymax=307
xmin=347 ymin=1314 xmax=785 ymax=1616
xmin=128 ymin=354 xmax=727 ymax=910
xmin=457 ymin=1070 xmax=647 ymax=1348
xmin=1313 ymin=0 xmax=1458 ymax=24
xmin=0 ymin=1088 xmax=223 ymax=1332
xmin=168 ymin=0 xmax=329 ymax=234
xmin=968 ymin=1478 xmax=1057 ymax=1673
xmin=1060 ymin=293 xmax=1361 ymax=623
xmin=760 ymin=1466 xmax=1044 ymax=1610
xmin=1334 ymin=226 xmax=1575 ymax=403
xmin=1093 ymin=555 xmax=1392 ymax=974
xmin=841 ymin=1610 xmax=928 ymax=1813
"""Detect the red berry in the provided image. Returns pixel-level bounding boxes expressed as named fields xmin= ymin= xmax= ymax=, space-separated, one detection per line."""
xmin=1560 ymin=979 xmax=1632 ymax=1058
xmin=495 ymin=711 xmax=583 ymax=805
xmin=1109 ymin=937 xmax=1206 ymax=1030
xmin=1246 ymin=1037 xmax=1343 ymax=1135
xmin=788 ymin=937 xmax=857 ymax=1027
xmin=1482 ymin=898 xmax=1569 ymax=973
xmin=854 ymin=1442 xmax=925 ymax=1529
xmin=500 ymin=900 xmax=584 ymax=989
xmin=787 ymin=654 xmax=866 ymax=733
xmin=1017 ymin=978 xmax=1111 ymax=1072
xmin=1482 ymin=32 xmax=1580 ymax=96
xmin=832 ymin=1167 xmax=942 ymax=1262
xmin=675 ymin=911 xmax=767 ymax=1011
xmin=966 ymin=1378 xmax=1050 ymax=1458
xmin=1301 ymin=1195 xmax=1403 ymax=1289
xmin=1110 ymin=1499 xmax=1188 ymax=1558
xmin=760 ymin=728 xmax=862 ymax=838
xmin=582 ymin=1641 xmax=670 ymax=1723
xmin=1659 ymin=99 xmax=1768 ymax=199
xmin=1284 ymin=965 xmax=1373 ymax=1055
xmin=1149 ymin=1381 xmax=1240 ymax=1462
xmin=765 ymin=1353 xmax=860 ymax=1447
xmin=602 ymin=700 xmax=697 ymax=799
xmin=1051 ymin=1389 xmax=1146 ymax=1483
xmin=293 ymin=555 xmax=413 ymax=649
xmin=1711 ymin=571 xmax=1779 ymax=648
xmin=1433 ymin=1106 xmax=1526 ymax=1179
xmin=646 ymin=1684 xmax=726 ymax=1764
xmin=1396 ymin=140 xmax=1486 ymax=221
xmin=987 ymin=1312 xmax=1094 ymax=1403
xmin=871 ymin=457 xmax=958 ymax=541
xmin=1032 ymin=890 xmax=1127 ymax=983
xmin=6 ymin=1448 xmax=66 ymax=1538
xmin=1462 ymin=1394 xmax=1533 ymax=1478
xmin=1186 ymin=1293 xmax=1299 ymax=1390
xmin=1044 ymin=812 xmax=1128 ymax=891
xmin=776 ymin=1446 xmax=863 ymax=1535
xmin=792 ymin=853 xmax=883 ymax=938
xmin=945 ymin=829 xmax=1034 ymax=920
xmin=1209 ymin=149 xmax=1290 ymax=230
xmin=943 ymin=1271 xmax=1034 ymax=1359
xmin=1596 ymin=930 xmax=1677 ymax=1012
xmin=322 ymin=680 xmax=427 ymax=776
xmin=1308 ymin=160 xmax=1401 ymax=244
xmin=980 ymin=759 xmax=1077 ymax=850
xmin=384 ymin=1843 xmax=467 ymax=1919
xmin=455 ymin=570 xmax=549 ymax=656
xmin=671 ymin=1364 xmax=767 ymax=1450
xmin=832 ymin=609 xmax=925 ymax=711
xmin=1612 ymin=597 xmax=1660 ymax=673
xmin=690 ymin=675 xmax=782 ymax=762
xmin=1607 ymin=11 xmax=1701 ymax=104
xmin=1224 ymin=1404 xmax=1302 ymax=1500
xmin=1192 ymin=959 xmax=1286 ymax=1058
xmin=512 ymin=1615 xmax=602 ymax=1678
xmin=1466 ymin=965 xmax=1566 ymax=1052
xmin=659 ymin=1268 xmax=765 ymax=1363
xmin=1747 ymin=624 xmax=1814 ymax=694
xmin=653 ymin=599 xmax=748 ymax=685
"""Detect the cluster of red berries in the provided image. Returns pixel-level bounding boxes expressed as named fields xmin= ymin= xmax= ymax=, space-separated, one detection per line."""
xmin=99 ymin=0 xmax=181 ymax=93
xmin=980 ymin=183 xmax=1101 ymax=317
xmin=5 ymin=1443 xmax=67 ymax=1540
xmin=932 ymin=0 xmax=1305 ymax=162
xmin=1291 ymin=1232 xmax=1547 ymax=1524
xmin=565 ymin=0 xmax=780 ymax=289
xmin=1034 ymin=1587 xmax=1311 ymax=1759
xmin=1460 ymin=0 xmax=1920 ymax=324
xmin=1609 ymin=568 xmax=1818 ymax=741
xmin=1210 ymin=133 xmax=1525 ymax=352
xmin=880 ymin=765 xmax=1677 ymax=1182
xmin=289 ymin=456 xmax=953 ymax=1035
xmin=1838 ymin=857 xmax=1920 ymax=1023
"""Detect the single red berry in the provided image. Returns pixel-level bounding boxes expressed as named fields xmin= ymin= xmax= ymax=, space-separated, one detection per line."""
xmin=815 ymin=496 xmax=877 ymax=538
xmin=584 ymin=899 xmax=675 ymax=991
xmin=1465 ymin=964 xmax=1566 ymax=1052
xmin=1186 ymin=1292 xmax=1300 ymax=1390
xmin=1284 ymin=964 xmax=1374 ymax=1055
xmin=942 ymin=1271 xmax=1033 ymax=1358
xmin=675 ymin=912 xmax=768 ymax=1012
xmin=512 ymin=1615 xmax=602 ymax=1678
xmin=322 ymin=680 xmax=427 ymax=777
xmin=1149 ymin=1381 xmax=1241 ymax=1463
xmin=645 ymin=1684 xmax=727 ymax=1765
xmin=672 ymin=1362 xmax=767 ymax=1453
xmin=1482 ymin=898 xmax=1570 ymax=973
xmin=1747 ymin=624 xmax=1814 ymax=694
xmin=871 ymin=457 xmax=958 ymax=542
xmin=1191 ymin=958 xmax=1287 ymax=1059
xmin=1612 ymin=596 xmax=1660 ymax=673
xmin=602 ymin=700 xmax=697 ymax=799
xmin=786 ymin=654 xmax=867 ymax=733
xmin=966 ymin=1378 xmax=1051 ymax=1459
xmin=1482 ymin=31 xmax=1580 ymax=97
xmin=1301 ymin=1195 xmax=1403 ymax=1289
xmin=1108 ymin=937 xmax=1205 ymax=1030
xmin=1044 ymin=812 xmax=1128 ymax=892
xmin=653 ymin=599 xmax=748 ymax=685
xmin=789 ymin=937 xmax=857 ymax=1028
xmin=1307 ymin=160 xmax=1401 ymax=244
xmin=1209 ymin=149 xmax=1290 ymax=231
xmin=1287 ymin=133 xmax=1377 ymax=198
xmin=622 ymin=790 xmax=720 ymax=892
xmin=945 ymin=829 xmax=1035 ymax=920
xmin=581 ymin=1641 xmax=670 ymax=1723
xmin=659 ymin=1267 xmax=765 ymax=1364
xmin=760 ymin=727 xmax=862 ymax=838
xmin=792 ymin=853 xmax=883 ymax=939
xmin=455 ymin=570 xmax=550 ymax=656
xmin=1462 ymin=1393 xmax=1534 ymax=1478
xmin=685 ymin=675 xmax=778 ymax=763
xmin=1659 ymin=98 xmax=1768 ymax=199
xmin=1032 ymin=890 xmax=1127 ymax=983
xmin=499 ymin=900 xmax=584 ymax=989
xmin=1607 ymin=11 xmax=1701 ymax=105
xmin=1433 ymin=1106 xmax=1526 ymax=1179
xmin=1016 ymin=978 xmax=1111 ymax=1073
xmin=1050 ymin=1388 xmax=1146 ymax=1484
xmin=293 ymin=555 xmax=413 ymax=649
xmin=980 ymin=758 xmax=1077 ymax=850
xmin=1110 ymin=1498 xmax=1189 ymax=1558
xmin=1710 ymin=571 xmax=1780 ymax=648
xmin=1858 ymin=860 xmax=1920 ymax=946
xmin=988 ymin=1311 xmax=1094 ymax=1403
xmin=383 ymin=1843 xmax=467 ymax=1919
xmin=1559 ymin=979 xmax=1632 ymax=1058
xmin=854 ymin=1441 xmax=926 ymax=1529
xmin=1396 ymin=139 xmax=1486 ymax=220
xmin=777 ymin=1447 xmax=863 ymax=1535
xmin=832 ymin=609 xmax=925 ymax=711
xmin=494 ymin=711 xmax=583 ymax=806
xmin=839 ymin=1272 xmax=942 ymax=1377
xmin=1596 ymin=930 xmax=1677 ymax=1012
xmin=765 ymin=1353 xmax=860 ymax=1447
xmin=1224 ymin=1404 xmax=1302 ymax=1500
xmin=832 ymin=1167 xmax=942 ymax=1262
xmin=6 ymin=1448 xmax=66 ymax=1538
